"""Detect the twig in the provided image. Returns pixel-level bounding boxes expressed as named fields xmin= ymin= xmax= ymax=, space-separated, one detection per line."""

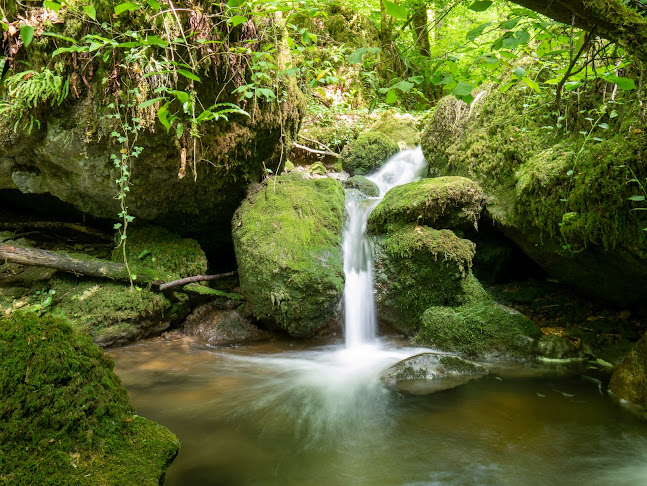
xmin=297 ymin=134 xmax=339 ymax=155
xmin=292 ymin=142 xmax=340 ymax=158
xmin=158 ymin=272 xmax=237 ymax=291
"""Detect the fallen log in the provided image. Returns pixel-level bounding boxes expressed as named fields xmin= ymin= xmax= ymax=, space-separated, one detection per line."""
xmin=0 ymin=242 xmax=236 ymax=291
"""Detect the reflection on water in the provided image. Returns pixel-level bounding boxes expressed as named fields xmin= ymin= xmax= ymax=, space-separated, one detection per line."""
xmin=109 ymin=339 xmax=647 ymax=486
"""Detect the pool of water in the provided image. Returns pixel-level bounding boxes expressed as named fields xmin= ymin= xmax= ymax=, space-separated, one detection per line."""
xmin=109 ymin=338 xmax=647 ymax=486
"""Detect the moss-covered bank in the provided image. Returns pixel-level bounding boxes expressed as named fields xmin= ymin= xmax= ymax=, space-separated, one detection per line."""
xmin=0 ymin=312 xmax=179 ymax=485
xmin=232 ymin=175 xmax=345 ymax=336
xmin=421 ymin=83 xmax=647 ymax=311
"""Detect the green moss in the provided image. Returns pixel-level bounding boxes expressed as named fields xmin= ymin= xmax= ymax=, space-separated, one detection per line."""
xmin=112 ymin=225 xmax=207 ymax=281
xmin=341 ymin=132 xmax=399 ymax=176
xmin=415 ymin=301 xmax=542 ymax=359
xmin=0 ymin=312 xmax=179 ymax=485
xmin=439 ymin=355 xmax=488 ymax=374
xmin=373 ymin=224 xmax=477 ymax=332
xmin=609 ymin=332 xmax=647 ymax=419
xmin=342 ymin=175 xmax=379 ymax=197
xmin=368 ymin=176 xmax=483 ymax=234
xmin=369 ymin=110 xmax=421 ymax=148
xmin=308 ymin=161 xmax=328 ymax=175
xmin=232 ymin=175 xmax=345 ymax=336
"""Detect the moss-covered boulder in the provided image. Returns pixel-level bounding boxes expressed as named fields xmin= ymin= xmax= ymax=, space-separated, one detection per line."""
xmin=0 ymin=312 xmax=179 ymax=485
xmin=367 ymin=176 xmax=483 ymax=233
xmin=381 ymin=353 xmax=489 ymax=394
xmin=369 ymin=110 xmax=421 ymax=149
xmin=342 ymin=175 xmax=379 ymax=197
xmin=372 ymin=224 xmax=476 ymax=332
xmin=421 ymin=86 xmax=647 ymax=312
xmin=609 ymin=332 xmax=647 ymax=419
xmin=415 ymin=302 xmax=543 ymax=360
xmin=232 ymin=175 xmax=345 ymax=336
xmin=341 ymin=132 xmax=399 ymax=176
xmin=183 ymin=304 xmax=270 ymax=346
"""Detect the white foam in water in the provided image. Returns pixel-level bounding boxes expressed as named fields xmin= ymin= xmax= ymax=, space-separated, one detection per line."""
xmin=343 ymin=146 xmax=428 ymax=349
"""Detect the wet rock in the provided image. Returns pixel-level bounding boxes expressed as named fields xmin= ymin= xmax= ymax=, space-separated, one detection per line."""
xmin=382 ymin=353 xmax=489 ymax=394
xmin=232 ymin=175 xmax=345 ymax=337
xmin=609 ymin=332 xmax=647 ymax=419
xmin=367 ymin=176 xmax=483 ymax=234
xmin=342 ymin=175 xmax=379 ymax=197
xmin=341 ymin=132 xmax=399 ymax=176
xmin=537 ymin=334 xmax=581 ymax=359
xmin=183 ymin=304 xmax=269 ymax=345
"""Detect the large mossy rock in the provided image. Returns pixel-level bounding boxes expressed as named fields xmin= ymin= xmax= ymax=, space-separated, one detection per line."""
xmin=0 ymin=312 xmax=179 ymax=485
xmin=421 ymin=87 xmax=647 ymax=312
xmin=367 ymin=176 xmax=483 ymax=233
xmin=0 ymin=1 xmax=305 ymax=252
xmin=341 ymin=132 xmax=399 ymax=176
xmin=369 ymin=110 xmax=421 ymax=149
xmin=342 ymin=175 xmax=380 ymax=197
xmin=415 ymin=301 xmax=543 ymax=360
xmin=232 ymin=175 xmax=345 ymax=336
xmin=372 ymin=224 xmax=476 ymax=332
xmin=609 ymin=332 xmax=647 ymax=419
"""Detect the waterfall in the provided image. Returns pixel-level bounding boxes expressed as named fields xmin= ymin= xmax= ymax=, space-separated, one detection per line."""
xmin=342 ymin=146 xmax=428 ymax=349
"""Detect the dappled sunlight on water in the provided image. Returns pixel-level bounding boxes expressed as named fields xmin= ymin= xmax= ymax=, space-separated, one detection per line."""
xmin=110 ymin=338 xmax=647 ymax=486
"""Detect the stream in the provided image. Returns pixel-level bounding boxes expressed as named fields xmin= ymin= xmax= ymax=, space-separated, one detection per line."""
xmin=109 ymin=149 xmax=647 ymax=485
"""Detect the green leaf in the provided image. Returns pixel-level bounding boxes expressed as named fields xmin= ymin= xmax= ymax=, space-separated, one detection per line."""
xmin=145 ymin=35 xmax=169 ymax=47
xmin=43 ymin=1 xmax=62 ymax=12
xmin=43 ymin=32 xmax=79 ymax=44
xmin=385 ymin=89 xmax=398 ymax=104
xmin=453 ymin=81 xmax=473 ymax=96
xmin=408 ymin=75 xmax=424 ymax=84
xmin=514 ymin=66 xmax=526 ymax=79
xmin=501 ymin=17 xmax=522 ymax=29
xmin=601 ymin=74 xmax=636 ymax=90
xmin=114 ymin=2 xmax=141 ymax=15
xmin=468 ymin=1 xmax=493 ymax=12
xmin=157 ymin=101 xmax=172 ymax=131
xmin=522 ymin=76 xmax=540 ymax=93
xmin=137 ymin=96 xmax=166 ymax=109
xmin=170 ymin=90 xmax=190 ymax=104
xmin=467 ymin=22 xmax=492 ymax=42
xmin=146 ymin=0 xmax=161 ymax=11
xmin=177 ymin=69 xmax=201 ymax=82
xmin=176 ymin=123 xmax=184 ymax=139
xmin=393 ymin=80 xmax=415 ymax=93
xmin=598 ymin=123 xmax=609 ymax=129
xmin=83 ymin=5 xmax=97 ymax=20
xmin=257 ymin=87 xmax=276 ymax=99
xmin=349 ymin=47 xmax=367 ymax=64
xmin=20 ymin=25 xmax=34 ymax=47
xmin=229 ymin=15 xmax=248 ymax=27
xmin=227 ymin=0 xmax=245 ymax=7
xmin=383 ymin=0 xmax=409 ymax=20
xmin=628 ymin=195 xmax=646 ymax=201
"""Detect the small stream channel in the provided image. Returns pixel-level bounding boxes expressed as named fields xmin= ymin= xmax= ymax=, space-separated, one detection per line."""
xmin=109 ymin=149 xmax=647 ymax=485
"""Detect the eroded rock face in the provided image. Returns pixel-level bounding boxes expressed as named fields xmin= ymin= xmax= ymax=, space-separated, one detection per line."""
xmin=609 ymin=332 xmax=647 ymax=419
xmin=367 ymin=176 xmax=483 ymax=233
xmin=232 ymin=174 xmax=345 ymax=337
xmin=381 ymin=353 xmax=489 ymax=394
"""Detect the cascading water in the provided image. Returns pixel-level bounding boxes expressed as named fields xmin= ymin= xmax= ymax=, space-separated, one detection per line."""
xmin=342 ymin=146 xmax=429 ymax=349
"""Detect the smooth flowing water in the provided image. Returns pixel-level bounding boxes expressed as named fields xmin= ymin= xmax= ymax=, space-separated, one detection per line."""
xmin=108 ymin=149 xmax=647 ymax=484
xmin=343 ymin=147 xmax=428 ymax=348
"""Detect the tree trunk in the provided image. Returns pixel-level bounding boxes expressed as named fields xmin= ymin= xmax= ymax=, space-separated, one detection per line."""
xmin=412 ymin=1 xmax=431 ymax=57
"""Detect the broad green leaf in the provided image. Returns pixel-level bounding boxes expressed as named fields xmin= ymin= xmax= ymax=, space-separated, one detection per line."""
xmin=501 ymin=17 xmax=522 ymax=29
xmin=385 ymin=89 xmax=398 ymax=104
xmin=170 ymin=90 xmax=190 ymax=104
xmin=176 ymin=123 xmax=184 ymax=139
xmin=466 ymin=22 xmax=492 ymax=42
xmin=383 ymin=0 xmax=409 ymax=20
xmin=628 ymin=195 xmax=646 ymax=201
xmin=257 ymin=87 xmax=276 ymax=99
xmin=137 ymin=96 xmax=167 ymax=109
xmin=453 ymin=81 xmax=473 ymax=96
xmin=601 ymin=74 xmax=636 ymax=90
xmin=83 ymin=5 xmax=97 ymax=20
xmin=514 ymin=66 xmax=526 ymax=79
xmin=229 ymin=15 xmax=248 ymax=27
xmin=408 ymin=75 xmax=424 ymax=84
xmin=145 ymin=35 xmax=169 ymax=47
xmin=227 ymin=0 xmax=245 ymax=7
xmin=52 ymin=45 xmax=86 ymax=57
xmin=598 ymin=123 xmax=609 ymax=130
xmin=114 ymin=2 xmax=141 ymax=15
xmin=522 ymin=76 xmax=540 ymax=93
xmin=349 ymin=47 xmax=367 ymax=64
xmin=146 ymin=0 xmax=161 ymax=11
xmin=44 ymin=1 xmax=62 ymax=12
xmin=393 ymin=80 xmax=415 ymax=92
xmin=20 ymin=25 xmax=34 ymax=47
xmin=177 ymin=69 xmax=201 ymax=82
xmin=116 ymin=41 xmax=142 ymax=48
xmin=468 ymin=1 xmax=493 ymax=12
xmin=157 ymin=101 xmax=172 ymax=131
